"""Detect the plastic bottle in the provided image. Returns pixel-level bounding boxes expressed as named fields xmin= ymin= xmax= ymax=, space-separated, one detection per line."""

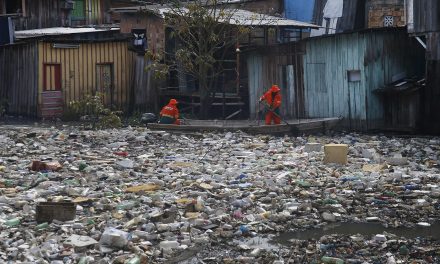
xmin=5 ymin=218 xmax=20 ymax=227
xmin=116 ymin=200 xmax=137 ymax=210
xmin=126 ymin=256 xmax=140 ymax=264
xmin=79 ymin=162 xmax=87 ymax=171
xmin=321 ymin=256 xmax=344 ymax=264
xmin=35 ymin=222 xmax=49 ymax=230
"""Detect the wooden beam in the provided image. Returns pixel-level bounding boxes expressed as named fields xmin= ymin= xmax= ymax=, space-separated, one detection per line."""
xmin=225 ymin=109 xmax=242 ymax=120
xmin=21 ymin=0 xmax=26 ymax=16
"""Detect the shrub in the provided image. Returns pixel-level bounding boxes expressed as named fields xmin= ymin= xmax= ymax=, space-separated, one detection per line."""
xmin=65 ymin=93 xmax=122 ymax=129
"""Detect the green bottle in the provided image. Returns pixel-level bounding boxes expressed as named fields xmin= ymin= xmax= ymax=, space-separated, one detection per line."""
xmin=36 ymin=222 xmax=49 ymax=230
xmin=126 ymin=256 xmax=141 ymax=264
xmin=321 ymin=256 xmax=344 ymax=264
xmin=399 ymin=245 xmax=409 ymax=255
xmin=322 ymin=198 xmax=339 ymax=205
xmin=296 ymin=180 xmax=311 ymax=188
xmin=5 ymin=218 xmax=20 ymax=227
xmin=79 ymin=162 xmax=87 ymax=171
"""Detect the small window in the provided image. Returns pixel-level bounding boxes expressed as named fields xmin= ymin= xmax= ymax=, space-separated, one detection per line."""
xmin=384 ymin=16 xmax=394 ymax=27
xmin=347 ymin=70 xmax=361 ymax=82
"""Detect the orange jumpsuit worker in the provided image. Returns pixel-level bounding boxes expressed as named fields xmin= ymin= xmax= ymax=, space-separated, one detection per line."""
xmin=159 ymin=99 xmax=180 ymax=125
xmin=259 ymin=85 xmax=282 ymax=125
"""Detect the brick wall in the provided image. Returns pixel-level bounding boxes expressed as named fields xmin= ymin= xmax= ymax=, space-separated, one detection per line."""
xmin=120 ymin=13 xmax=165 ymax=53
xmin=366 ymin=0 xmax=406 ymax=28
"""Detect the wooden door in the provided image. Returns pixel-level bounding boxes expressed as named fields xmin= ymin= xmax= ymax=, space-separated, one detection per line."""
xmin=43 ymin=64 xmax=61 ymax=91
xmin=96 ymin=63 xmax=113 ymax=107
xmin=41 ymin=64 xmax=63 ymax=118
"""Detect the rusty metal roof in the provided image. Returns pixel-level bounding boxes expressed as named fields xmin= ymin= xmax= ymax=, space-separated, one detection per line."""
xmin=111 ymin=5 xmax=319 ymax=28
xmin=15 ymin=27 xmax=120 ymax=39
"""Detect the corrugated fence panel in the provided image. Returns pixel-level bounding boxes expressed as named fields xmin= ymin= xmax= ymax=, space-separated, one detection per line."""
xmin=304 ymin=34 xmax=356 ymax=127
xmin=364 ymin=30 xmax=425 ymax=130
xmin=412 ymin=0 xmax=440 ymax=33
xmin=0 ymin=42 xmax=38 ymax=116
xmin=247 ymin=53 xmax=264 ymax=119
xmin=38 ymin=41 xmax=134 ymax=113
xmin=303 ymin=29 xmax=425 ymax=131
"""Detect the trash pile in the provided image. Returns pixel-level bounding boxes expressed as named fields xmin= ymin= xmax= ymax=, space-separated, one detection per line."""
xmin=0 ymin=125 xmax=439 ymax=263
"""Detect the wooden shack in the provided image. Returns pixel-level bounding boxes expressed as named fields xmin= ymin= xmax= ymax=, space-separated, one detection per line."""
xmin=245 ymin=28 xmax=426 ymax=131
xmin=408 ymin=0 xmax=440 ymax=134
xmin=0 ymin=27 xmax=135 ymax=118
xmin=0 ymin=0 xmax=113 ymax=30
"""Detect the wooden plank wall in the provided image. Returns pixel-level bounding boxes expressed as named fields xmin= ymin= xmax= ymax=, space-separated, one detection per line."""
xmin=38 ymin=41 xmax=135 ymax=113
xmin=424 ymin=32 xmax=440 ymax=133
xmin=303 ymin=29 xmax=425 ymax=131
xmin=12 ymin=0 xmax=63 ymax=30
xmin=0 ymin=42 xmax=38 ymax=116
xmin=5 ymin=0 xmax=110 ymax=30
xmin=133 ymin=56 xmax=159 ymax=112
xmin=86 ymin=0 xmax=103 ymax=25
xmin=412 ymin=0 xmax=440 ymax=33
xmin=246 ymin=44 xmax=305 ymax=119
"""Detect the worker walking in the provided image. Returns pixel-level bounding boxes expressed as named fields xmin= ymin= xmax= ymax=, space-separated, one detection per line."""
xmin=159 ymin=99 xmax=180 ymax=125
xmin=260 ymin=85 xmax=282 ymax=125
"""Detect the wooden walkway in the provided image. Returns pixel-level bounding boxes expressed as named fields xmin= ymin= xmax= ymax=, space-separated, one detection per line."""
xmin=147 ymin=117 xmax=342 ymax=135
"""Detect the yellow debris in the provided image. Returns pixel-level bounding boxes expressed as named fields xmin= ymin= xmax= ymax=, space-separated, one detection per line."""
xmin=125 ymin=184 xmax=160 ymax=193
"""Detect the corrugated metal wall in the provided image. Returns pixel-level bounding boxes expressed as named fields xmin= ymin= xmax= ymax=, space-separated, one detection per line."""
xmin=10 ymin=0 xmax=63 ymax=30
xmin=87 ymin=0 xmax=103 ymax=25
xmin=411 ymin=0 xmax=440 ymax=33
xmin=0 ymin=42 xmax=38 ymax=116
xmin=424 ymin=32 xmax=440 ymax=133
xmin=133 ymin=56 xmax=159 ymax=112
xmin=303 ymin=29 xmax=425 ymax=130
xmin=38 ymin=41 xmax=135 ymax=112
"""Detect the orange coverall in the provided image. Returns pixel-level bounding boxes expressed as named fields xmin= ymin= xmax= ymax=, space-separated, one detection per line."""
xmin=260 ymin=86 xmax=282 ymax=125
xmin=159 ymin=103 xmax=180 ymax=125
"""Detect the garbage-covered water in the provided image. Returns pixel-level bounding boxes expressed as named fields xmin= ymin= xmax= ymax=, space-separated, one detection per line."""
xmin=274 ymin=221 xmax=440 ymax=243
xmin=0 ymin=124 xmax=439 ymax=263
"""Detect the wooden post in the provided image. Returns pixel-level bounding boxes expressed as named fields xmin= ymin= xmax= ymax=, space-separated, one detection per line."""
xmin=21 ymin=0 xmax=26 ymax=16
xmin=236 ymin=40 xmax=240 ymax=95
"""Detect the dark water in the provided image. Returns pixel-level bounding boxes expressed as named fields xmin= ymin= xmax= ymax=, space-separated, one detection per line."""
xmin=273 ymin=222 xmax=440 ymax=244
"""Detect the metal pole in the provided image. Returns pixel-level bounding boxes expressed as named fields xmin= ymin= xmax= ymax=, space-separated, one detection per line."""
xmin=236 ymin=40 xmax=240 ymax=95
xmin=223 ymin=73 xmax=225 ymax=120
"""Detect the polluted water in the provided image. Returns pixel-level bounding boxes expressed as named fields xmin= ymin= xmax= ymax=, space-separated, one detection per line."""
xmin=0 ymin=125 xmax=439 ymax=263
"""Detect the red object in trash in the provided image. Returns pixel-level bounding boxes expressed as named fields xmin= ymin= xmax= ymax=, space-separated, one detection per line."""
xmin=114 ymin=151 xmax=128 ymax=157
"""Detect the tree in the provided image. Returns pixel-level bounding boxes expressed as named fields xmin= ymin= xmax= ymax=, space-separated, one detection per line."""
xmin=147 ymin=0 xmax=251 ymax=119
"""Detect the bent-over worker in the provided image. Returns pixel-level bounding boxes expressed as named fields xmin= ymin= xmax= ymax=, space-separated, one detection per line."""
xmin=159 ymin=99 xmax=180 ymax=125
xmin=259 ymin=85 xmax=282 ymax=125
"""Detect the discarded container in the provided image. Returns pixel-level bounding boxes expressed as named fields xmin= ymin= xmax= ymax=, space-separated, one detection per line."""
xmin=99 ymin=227 xmax=130 ymax=249
xmin=324 ymin=144 xmax=348 ymax=164
xmin=321 ymin=256 xmax=344 ymax=264
xmin=64 ymin=234 xmax=98 ymax=248
xmin=36 ymin=202 xmax=76 ymax=223
xmin=5 ymin=218 xmax=20 ymax=227
xmin=35 ymin=222 xmax=49 ymax=230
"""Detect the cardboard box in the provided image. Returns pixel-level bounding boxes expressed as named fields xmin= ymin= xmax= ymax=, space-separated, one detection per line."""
xmin=324 ymin=144 xmax=348 ymax=164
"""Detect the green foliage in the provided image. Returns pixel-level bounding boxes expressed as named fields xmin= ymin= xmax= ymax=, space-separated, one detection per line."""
xmin=65 ymin=93 xmax=122 ymax=129
xmin=126 ymin=111 xmax=143 ymax=127
xmin=144 ymin=50 xmax=169 ymax=80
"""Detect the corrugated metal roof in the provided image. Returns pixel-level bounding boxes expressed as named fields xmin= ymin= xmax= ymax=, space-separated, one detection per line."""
xmin=111 ymin=5 xmax=319 ymax=28
xmin=15 ymin=27 xmax=120 ymax=39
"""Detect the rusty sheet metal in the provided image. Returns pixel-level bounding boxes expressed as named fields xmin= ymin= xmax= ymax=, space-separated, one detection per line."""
xmin=0 ymin=42 xmax=38 ymax=116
